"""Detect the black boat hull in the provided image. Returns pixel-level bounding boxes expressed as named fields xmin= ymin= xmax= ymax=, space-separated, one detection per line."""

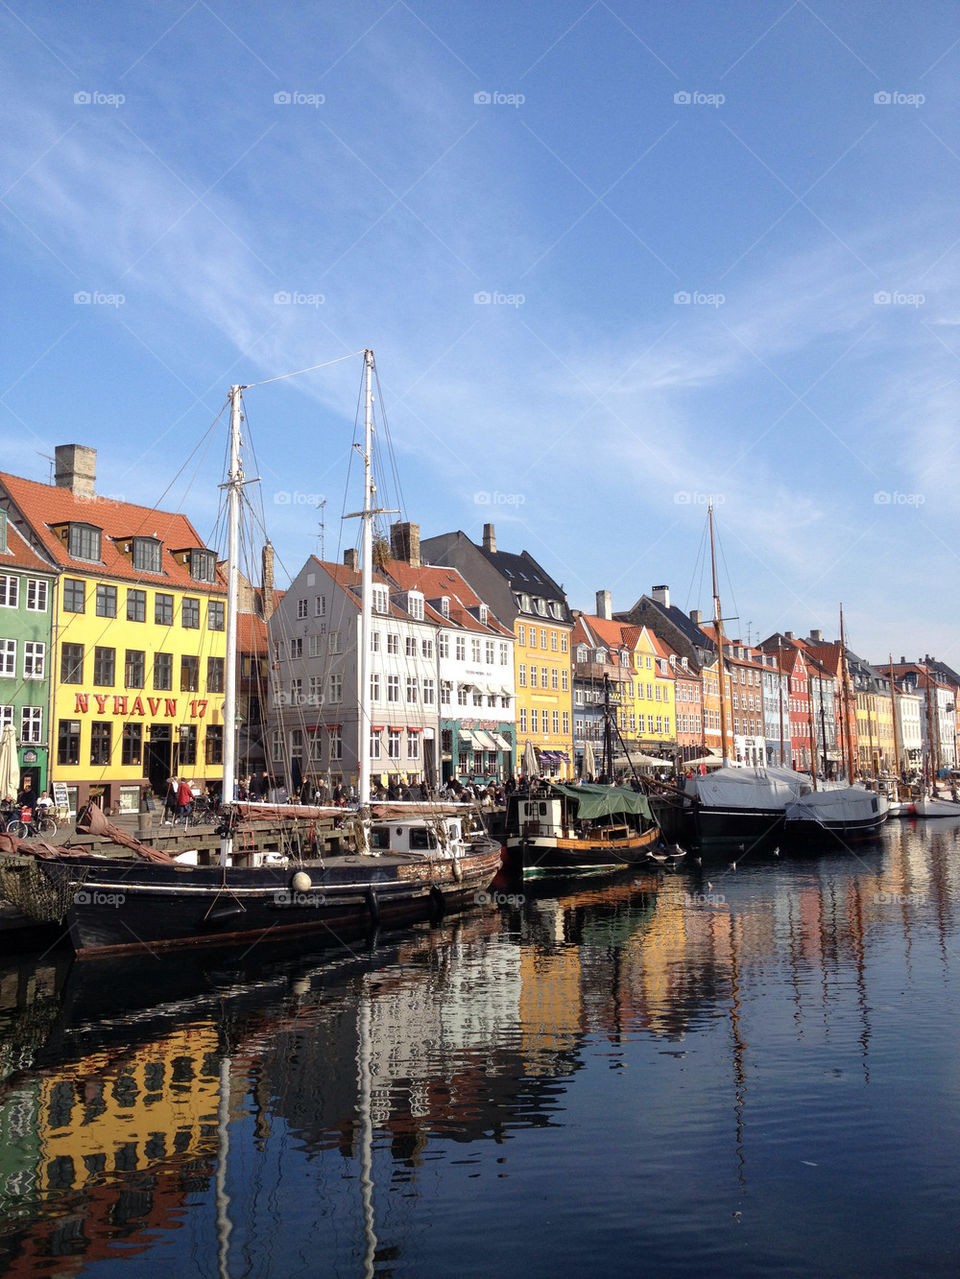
xmin=41 ymin=849 xmax=502 ymax=959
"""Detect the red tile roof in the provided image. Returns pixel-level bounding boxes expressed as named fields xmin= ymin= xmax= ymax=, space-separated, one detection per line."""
xmin=0 ymin=471 xmax=224 ymax=592
xmin=385 ymin=559 xmax=512 ymax=635
xmin=0 ymin=519 xmax=55 ymax=573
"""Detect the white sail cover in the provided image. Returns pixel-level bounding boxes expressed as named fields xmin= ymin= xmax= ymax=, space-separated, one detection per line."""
xmin=785 ymin=787 xmax=888 ymax=825
xmin=686 ymin=764 xmax=813 ymax=811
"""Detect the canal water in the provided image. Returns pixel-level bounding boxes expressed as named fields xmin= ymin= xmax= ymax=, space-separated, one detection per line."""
xmin=0 ymin=819 xmax=958 ymax=1277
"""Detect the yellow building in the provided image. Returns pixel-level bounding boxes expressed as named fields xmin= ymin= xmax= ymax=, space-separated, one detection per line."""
xmin=514 ymin=613 xmax=573 ymax=778
xmin=0 ymin=446 xmax=227 ymax=813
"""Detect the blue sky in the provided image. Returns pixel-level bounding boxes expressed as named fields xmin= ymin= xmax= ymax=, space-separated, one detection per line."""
xmin=2 ymin=2 xmax=959 ymax=667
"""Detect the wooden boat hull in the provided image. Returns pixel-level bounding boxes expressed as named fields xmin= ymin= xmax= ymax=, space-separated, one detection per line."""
xmin=39 ymin=847 xmax=502 ymax=959
xmin=508 ymin=825 xmax=660 ymax=874
xmin=913 ymin=796 xmax=960 ymax=818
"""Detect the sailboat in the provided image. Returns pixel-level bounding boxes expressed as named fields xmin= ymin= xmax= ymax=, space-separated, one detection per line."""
xmin=504 ymin=675 xmax=660 ymax=873
xmin=782 ymin=609 xmax=888 ymax=840
xmin=24 ymin=351 xmax=502 ymax=958
xmin=668 ymin=504 xmax=813 ymax=848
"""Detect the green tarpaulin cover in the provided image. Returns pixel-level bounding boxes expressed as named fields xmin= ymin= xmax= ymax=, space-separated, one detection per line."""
xmin=546 ymin=782 xmax=652 ymax=822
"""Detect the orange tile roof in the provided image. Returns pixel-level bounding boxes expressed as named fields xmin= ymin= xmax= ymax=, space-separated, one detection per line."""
xmin=384 ymin=558 xmax=512 ymax=635
xmin=0 ymin=519 xmax=55 ymax=573
xmin=237 ymin=611 xmax=267 ymax=654
xmin=0 ymin=471 xmax=225 ymax=592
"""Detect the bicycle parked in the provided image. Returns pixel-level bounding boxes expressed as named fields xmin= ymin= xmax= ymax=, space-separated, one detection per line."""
xmin=4 ymin=805 xmax=58 ymax=839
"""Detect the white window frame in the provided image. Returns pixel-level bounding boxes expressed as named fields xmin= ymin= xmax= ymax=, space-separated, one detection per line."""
xmin=26 ymin=579 xmax=48 ymax=612
xmin=0 ymin=576 xmax=18 ymax=609
xmin=23 ymin=641 xmax=45 ymax=680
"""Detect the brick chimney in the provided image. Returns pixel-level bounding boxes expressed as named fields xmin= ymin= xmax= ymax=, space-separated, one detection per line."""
xmin=690 ymin=608 xmax=703 ymax=625
xmin=261 ymin=542 xmax=275 ymax=620
xmin=596 ymin=589 xmax=612 ymax=620
xmin=54 ymin=444 xmax=96 ymax=498
xmin=343 ymin=548 xmax=358 ymax=572
xmin=810 ymin=628 xmax=823 ymax=643
xmin=482 ymin=522 xmax=496 ymax=553
xmin=390 ymin=521 xmax=420 ymax=567
xmin=651 ymin=584 xmax=670 ymax=608
xmin=785 ymin=631 xmax=795 ymax=641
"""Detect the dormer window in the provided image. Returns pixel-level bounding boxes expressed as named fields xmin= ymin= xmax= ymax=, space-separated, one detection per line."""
xmin=408 ymin=591 xmax=424 ymax=621
xmin=67 ymin=523 xmax=101 ymax=562
xmin=520 ymin=593 xmax=532 ymax=613
xmin=372 ymin=585 xmax=389 ymax=614
xmin=576 ymin=645 xmax=587 ymax=662
xmin=440 ymin=596 xmax=450 ymax=619
xmin=536 ymin=598 xmax=548 ymax=616
xmin=479 ymin=603 xmax=488 ymax=625
xmin=550 ymin=602 xmax=563 ymax=620
xmin=132 ymin=536 xmax=162 ymax=574
xmin=597 ymin=647 xmax=607 ymax=664
xmin=190 ymin=549 xmax=216 ymax=583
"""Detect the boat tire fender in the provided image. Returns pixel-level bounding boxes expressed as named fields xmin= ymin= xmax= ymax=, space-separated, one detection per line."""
xmin=365 ymin=886 xmax=380 ymax=925
xmin=429 ymin=884 xmax=445 ymax=918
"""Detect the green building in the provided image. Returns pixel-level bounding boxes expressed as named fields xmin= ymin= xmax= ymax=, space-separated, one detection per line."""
xmin=0 ymin=512 xmax=56 ymax=795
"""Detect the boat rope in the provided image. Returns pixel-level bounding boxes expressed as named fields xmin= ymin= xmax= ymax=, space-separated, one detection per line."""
xmin=243 ymin=349 xmax=366 ymax=388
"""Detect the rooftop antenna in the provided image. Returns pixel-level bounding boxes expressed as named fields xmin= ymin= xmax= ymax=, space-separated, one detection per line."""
xmin=36 ymin=452 xmax=55 ymax=484
xmin=316 ymin=498 xmax=327 ymax=560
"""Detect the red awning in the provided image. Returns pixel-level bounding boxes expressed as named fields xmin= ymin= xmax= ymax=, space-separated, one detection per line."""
xmin=371 ymin=725 xmax=385 ymax=732
xmin=407 ymin=726 xmax=422 ymax=732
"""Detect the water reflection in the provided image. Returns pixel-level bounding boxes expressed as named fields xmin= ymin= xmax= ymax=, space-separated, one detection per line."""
xmin=0 ymin=822 xmax=956 ymax=1277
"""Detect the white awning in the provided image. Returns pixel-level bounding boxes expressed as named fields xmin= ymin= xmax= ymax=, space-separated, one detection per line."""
xmin=491 ymin=732 xmax=512 ymax=751
xmin=473 ymin=730 xmax=498 ymax=751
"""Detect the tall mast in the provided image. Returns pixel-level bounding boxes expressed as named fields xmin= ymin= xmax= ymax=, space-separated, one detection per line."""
xmin=839 ymin=607 xmax=856 ymax=785
xmin=358 ymin=350 xmax=375 ymax=808
xmin=220 ymin=386 xmax=243 ymax=866
xmin=888 ymin=655 xmax=902 ymax=793
xmin=777 ymin=644 xmax=786 ymax=766
xmin=807 ymin=658 xmax=818 ymax=789
xmin=709 ymin=503 xmax=730 ymax=766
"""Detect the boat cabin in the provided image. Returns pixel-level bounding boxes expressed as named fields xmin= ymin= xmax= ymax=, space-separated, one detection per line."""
xmin=368 ymin=817 xmax=464 ymax=854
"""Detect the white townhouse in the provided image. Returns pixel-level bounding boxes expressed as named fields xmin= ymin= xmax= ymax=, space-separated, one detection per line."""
xmin=267 ymin=552 xmax=440 ymax=791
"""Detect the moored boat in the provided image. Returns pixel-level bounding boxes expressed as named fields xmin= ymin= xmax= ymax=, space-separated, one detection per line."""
xmin=913 ymin=793 xmax=960 ymax=818
xmin=13 ymin=351 xmax=501 ymax=958
xmin=784 ymin=784 xmax=889 ymax=840
xmin=505 ymin=782 xmax=660 ymax=874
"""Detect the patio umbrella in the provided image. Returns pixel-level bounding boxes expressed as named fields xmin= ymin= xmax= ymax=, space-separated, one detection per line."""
xmin=0 ymin=724 xmax=17 ymax=803
xmin=581 ymin=738 xmax=597 ymax=781
xmin=523 ymin=739 xmax=539 ymax=780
